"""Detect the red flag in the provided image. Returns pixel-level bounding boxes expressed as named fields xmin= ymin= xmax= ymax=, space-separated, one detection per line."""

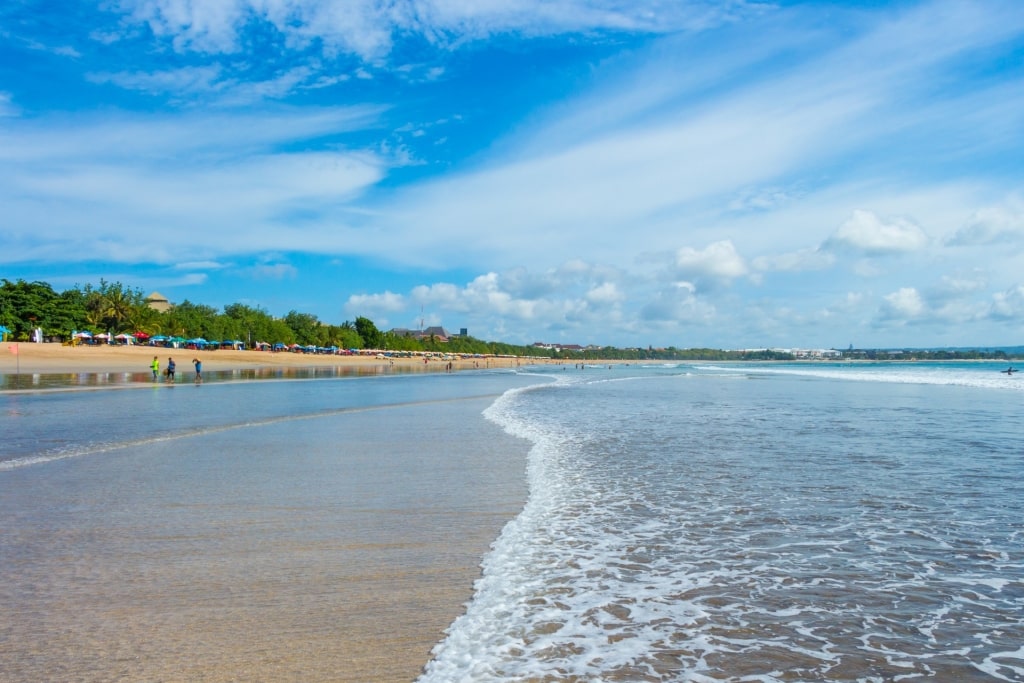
xmin=8 ymin=344 xmax=17 ymax=355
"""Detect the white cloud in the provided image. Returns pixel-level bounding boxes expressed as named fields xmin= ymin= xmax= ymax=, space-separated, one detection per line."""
xmin=881 ymin=287 xmax=926 ymax=319
xmin=110 ymin=0 xmax=751 ymax=61
xmin=346 ymin=291 xmax=407 ymax=313
xmin=752 ymin=247 xmax=834 ymax=273
xmin=824 ymin=210 xmax=929 ymax=255
xmin=947 ymin=203 xmax=1024 ymax=246
xmin=640 ymin=281 xmax=715 ymax=323
xmin=672 ymin=241 xmax=747 ymax=284
xmin=990 ymin=285 xmax=1024 ymax=320
xmin=0 ymin=109 xmax=389 ymax=264
xmin=174 ymin=261 xmax=229 ymax=270
xmin=87 ymin=65 xmax=226 ymax=96
xmin=586 ymin=282 xmax=624 ymax=305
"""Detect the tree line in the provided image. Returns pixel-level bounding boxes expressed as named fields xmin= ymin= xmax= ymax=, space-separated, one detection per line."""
xmin=4 ymin=278 xmax=1015 ymax=361
xmin=0 ymin=278 xmax=553 ymax=357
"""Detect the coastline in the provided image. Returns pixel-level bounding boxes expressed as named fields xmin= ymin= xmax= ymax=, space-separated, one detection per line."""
xmin=0 ymin=341 xmax=537 ymax=375
xmin=0 ymin=355 xmax=540 ymax=682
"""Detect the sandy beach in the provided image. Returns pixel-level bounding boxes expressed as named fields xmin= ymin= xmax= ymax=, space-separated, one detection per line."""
xmin=0 ymin=343 xmax=541 ymax=681
xmin=0 ymin=341 xmax=537 ymax=378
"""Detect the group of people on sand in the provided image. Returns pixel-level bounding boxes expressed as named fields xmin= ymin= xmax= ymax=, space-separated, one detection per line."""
xmin=151 ymin=355 xmax=202 ymax=383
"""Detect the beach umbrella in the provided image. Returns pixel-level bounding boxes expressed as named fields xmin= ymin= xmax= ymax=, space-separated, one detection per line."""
xmin=0 ymin=325 xmax=9 ymax=333
xmin=73 ymin=331 xmax=93 ymax=338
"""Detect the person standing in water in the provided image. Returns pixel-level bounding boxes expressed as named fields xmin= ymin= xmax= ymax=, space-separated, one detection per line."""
xmin=151 ymin=355 xmax=160 ymax=381
xmin=166 ymin=357 xmax=176 ymax=381
xmin=192 ymin=357 xmax=202 ymax=383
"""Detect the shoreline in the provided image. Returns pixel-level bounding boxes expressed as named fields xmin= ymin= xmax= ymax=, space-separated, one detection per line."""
xmin=0 ymin=341 xmax=539 ymax=375
xmin=0 ymin=352 xmax=539 ymax=682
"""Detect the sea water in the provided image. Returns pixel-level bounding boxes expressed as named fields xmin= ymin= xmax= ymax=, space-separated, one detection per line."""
xmin=420 ymin=361 xmax=1024 ymax=682
xmin=3 ymin=362 xmax=1022 ymax=681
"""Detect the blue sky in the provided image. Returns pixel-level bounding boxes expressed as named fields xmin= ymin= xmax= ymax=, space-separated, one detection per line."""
xmin=2 ymin=0 xmax=1023 ymax=349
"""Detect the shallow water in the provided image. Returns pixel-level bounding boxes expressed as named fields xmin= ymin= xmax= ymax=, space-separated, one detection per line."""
xmin=0 ymin=371 xmax=541 ymax=682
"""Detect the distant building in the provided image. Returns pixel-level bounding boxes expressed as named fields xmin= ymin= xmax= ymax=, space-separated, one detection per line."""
xmin=146 ymin=291 xmax=172 ymax=313
xmin=390 ymin=325 xmax=453 ymax=342
xmin=533 ymin=341 xmax=585 ymax=353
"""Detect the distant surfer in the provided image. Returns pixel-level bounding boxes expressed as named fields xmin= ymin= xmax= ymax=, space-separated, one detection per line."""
xmin=1002 ymin=366 xmax=1015 ymax=375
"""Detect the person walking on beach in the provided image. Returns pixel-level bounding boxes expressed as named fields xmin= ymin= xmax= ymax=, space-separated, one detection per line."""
xmin=151 ymin=355 xmax=160 ymax=381
xmin=166 ymin=357 xmax=176 ymax=381
xmin=192 ymin=357 xmax=202 ymax=383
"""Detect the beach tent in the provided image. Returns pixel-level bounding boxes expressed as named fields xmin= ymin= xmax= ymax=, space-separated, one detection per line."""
xmin=115 ymin=333 xmax=135 ymax=345
xmin=73 ymin=331 xmax=93 ymax=339
xmin=0 ymin=325 xmax=9 ymax=340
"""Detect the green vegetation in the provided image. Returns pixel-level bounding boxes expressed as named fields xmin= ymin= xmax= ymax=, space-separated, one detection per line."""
xmin=1 ymin=278 xmax=1018 ymax=361
xmin=0 ymin=278 xmax=554 ymax=357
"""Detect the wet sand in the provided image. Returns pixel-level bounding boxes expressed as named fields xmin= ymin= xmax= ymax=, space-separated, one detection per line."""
xmin=0 ymin=359 xmax=538 ymax=681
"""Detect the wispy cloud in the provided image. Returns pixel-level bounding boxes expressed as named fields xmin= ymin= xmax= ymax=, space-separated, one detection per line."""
xmin=2 ymin=0 xmax=1023 ymax=347
xmin=109 ymin=0 xmax=758 ymax=60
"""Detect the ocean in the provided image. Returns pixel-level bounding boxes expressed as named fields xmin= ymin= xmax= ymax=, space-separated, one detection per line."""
xmin=420 ymin=361 xmax=1024 ymax=682
xmin=2 ymin=361 xmax=1022 ymax=681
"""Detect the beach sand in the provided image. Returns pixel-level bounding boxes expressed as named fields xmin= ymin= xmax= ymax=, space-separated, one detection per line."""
xmin=0 ymin=340 xmax=536 ymax=377
xmin=0 ymin=343 xmax=538 ymax=681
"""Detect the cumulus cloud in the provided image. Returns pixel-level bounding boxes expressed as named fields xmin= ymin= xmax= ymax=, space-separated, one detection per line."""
xmin=881 ymin=287 xmax=926 ymax=319
xmin=946 ymin=204 xmax=1024 ymax=246
xmin=824 ymin=209 xmax=929 ymax=255
xmin=672 ymin=241 xmax=748 ymax=284
xmin=346 ymin=290 xmax=407 ymax=313
xmin=586 ymin=282 xmax=624 ymax=305
xmin=640 ymin=281 xmax=715 ymax=323
xmin=990 ymin=285 xmax=1024 ymax=320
